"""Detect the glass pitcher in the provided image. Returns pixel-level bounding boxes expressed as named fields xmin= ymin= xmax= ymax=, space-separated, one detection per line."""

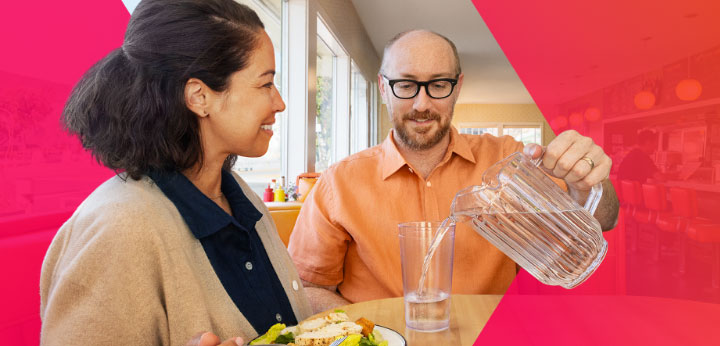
xmin=451 ymin=152 xmax=607 ymax=289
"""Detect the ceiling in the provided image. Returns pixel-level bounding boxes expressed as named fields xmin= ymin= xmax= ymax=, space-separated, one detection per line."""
xmin=350 ymin=0 xmax=534 ymax=104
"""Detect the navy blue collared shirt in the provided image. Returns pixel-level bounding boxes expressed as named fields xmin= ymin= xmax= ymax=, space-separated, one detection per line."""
xmin=148 ymin=169 xmax=297 ymax=333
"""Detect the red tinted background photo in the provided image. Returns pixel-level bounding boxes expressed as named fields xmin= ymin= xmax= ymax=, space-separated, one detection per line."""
xmin=0 ymin=1 xmax=129 ymax=344
xmin=2 ymin=0 xmax=720 ymax=345
xmin=473 ymin=0 xmax=720 ymax=345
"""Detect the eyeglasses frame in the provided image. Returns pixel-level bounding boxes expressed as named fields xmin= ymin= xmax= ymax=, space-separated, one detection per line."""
xmin=382 ymin=75 xmax=459 ymax=99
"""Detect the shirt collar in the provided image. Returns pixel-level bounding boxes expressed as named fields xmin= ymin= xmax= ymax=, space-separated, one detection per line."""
xmin=450 ymin=126 xmax=477 ymax=164
xmin=381 ymin=126 xmax=476 ymax=180
xmin=148 ymin=169 xmax=262 ymax=239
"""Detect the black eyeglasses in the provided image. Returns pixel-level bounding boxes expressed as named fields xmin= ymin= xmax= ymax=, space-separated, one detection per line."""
xmin=383 ymin=75 xmax=458 ymax=99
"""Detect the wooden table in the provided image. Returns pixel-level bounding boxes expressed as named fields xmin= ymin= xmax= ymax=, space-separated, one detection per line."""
xmin=320 ymin=295 xmax=502 ymax=346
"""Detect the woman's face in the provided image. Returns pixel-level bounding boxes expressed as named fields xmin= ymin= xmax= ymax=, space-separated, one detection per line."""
xmin=203 ymin=30 xmax=285 ymax=158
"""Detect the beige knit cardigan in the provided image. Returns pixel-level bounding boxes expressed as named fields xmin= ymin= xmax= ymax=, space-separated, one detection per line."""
xmin=40 ymin=173 xmax=312 ymax=345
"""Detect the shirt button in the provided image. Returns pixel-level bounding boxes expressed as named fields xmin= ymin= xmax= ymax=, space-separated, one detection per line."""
xmin=276 ymin=313 xmax=282 ymax=322
xmin=292 ymin=280 xmax=299 ymax=291
xmin=426 ymin=181 xmax=432 ymax=187
xmin=245 ymin=261 xmax=253 ymax=271
xmin=408 ymin=167 xmax=414 ymax=173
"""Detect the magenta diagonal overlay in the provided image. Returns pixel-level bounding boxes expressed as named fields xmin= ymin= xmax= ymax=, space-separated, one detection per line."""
xmin=471 ymin=0 xmax=720 ymax=344
xmin=0 ymin=1 xmax=129 ymax=344
xmin=477 ymin=294 xmax=720 ymax=345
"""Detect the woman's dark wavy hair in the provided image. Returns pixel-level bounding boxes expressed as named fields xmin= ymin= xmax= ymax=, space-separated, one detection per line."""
xmin=62 ymin=0 xmax=264 ymax=180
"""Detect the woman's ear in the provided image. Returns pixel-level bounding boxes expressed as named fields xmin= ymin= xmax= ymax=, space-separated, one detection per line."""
xmin=185 ymin=78 xmax=210 ymax=118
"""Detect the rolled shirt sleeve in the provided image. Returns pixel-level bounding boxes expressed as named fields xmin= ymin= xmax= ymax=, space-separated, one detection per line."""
xmin=288 ymin=172 xmax=351 ymax=286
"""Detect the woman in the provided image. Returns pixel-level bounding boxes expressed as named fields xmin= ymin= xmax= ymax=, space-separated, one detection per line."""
xmin=39 ymin=0 xmax=312 ymax=345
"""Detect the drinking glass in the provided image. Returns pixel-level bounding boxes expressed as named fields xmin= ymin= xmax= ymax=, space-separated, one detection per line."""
xmin=398 ymin=221 xmax=455 ymax=332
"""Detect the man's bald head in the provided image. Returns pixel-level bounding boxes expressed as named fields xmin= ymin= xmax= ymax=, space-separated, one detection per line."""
xmin=380 ymin=30 xmax=462 ymax=76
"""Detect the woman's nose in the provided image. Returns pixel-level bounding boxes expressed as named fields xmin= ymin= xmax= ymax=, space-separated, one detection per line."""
xmin=274 ymin=86 xmax=286 ymax=113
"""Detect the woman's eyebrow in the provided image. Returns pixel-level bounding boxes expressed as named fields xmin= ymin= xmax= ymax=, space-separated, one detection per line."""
xmin=258 ymin=69 xmax=276 ymax=78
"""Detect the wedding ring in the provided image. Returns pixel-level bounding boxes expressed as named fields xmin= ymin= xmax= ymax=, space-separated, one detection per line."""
xmin=581 ymin=156 xmax=595 ymax=170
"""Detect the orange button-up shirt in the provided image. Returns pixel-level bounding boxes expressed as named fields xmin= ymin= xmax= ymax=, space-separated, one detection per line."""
xmin=288 ymin=127 xmax=528 ymax=303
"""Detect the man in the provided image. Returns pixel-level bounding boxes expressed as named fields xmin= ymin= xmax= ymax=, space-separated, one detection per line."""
xmin=288 ymin=30 xmax=619 ymax=312
xmin=617 ymin=130 xmax=662 ymax=183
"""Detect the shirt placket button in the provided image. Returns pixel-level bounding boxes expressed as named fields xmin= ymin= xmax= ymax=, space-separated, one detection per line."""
xmin=276 ymin=313 xmax=282 ymax=322
xmin=245 ymin=261 xmax=253 ymax=271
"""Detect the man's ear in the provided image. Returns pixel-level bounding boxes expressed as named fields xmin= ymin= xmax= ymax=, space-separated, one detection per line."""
xmin=454 ymin=72 xmax=464 ymax=95
xmin=378 ymin=73 xmax=390 ymax=104
xmin=185 ymin=78 xmax=210 ymax=118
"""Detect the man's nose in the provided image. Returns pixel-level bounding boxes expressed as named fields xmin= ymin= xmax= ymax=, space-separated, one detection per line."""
xmin=412 ymin=86 xmax=432 ymax=112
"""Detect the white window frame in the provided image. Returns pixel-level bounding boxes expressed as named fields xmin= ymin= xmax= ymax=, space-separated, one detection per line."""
xmin=350 ymin=61 xmax=370 ymax=154
xmin=458 ymin=122 xmax=544 ymax=144
xmin=317 ymin=15 xmax=350 ymax=166
xmin=279 ymin=0 xmax=290 ymax=180
xmin=285 ymin=0 xmax=316 ymax=180
xmin=369 ymin=81 xmax=379 ymax=146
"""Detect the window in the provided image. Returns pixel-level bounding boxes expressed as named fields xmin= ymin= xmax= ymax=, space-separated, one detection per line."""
xmin=232 ymin=0 xmax=284 ymax=195
xmin=350 ymin=62 xmax=369 ymax=154
xmin=315 ymin=35 xmax=335 ymax=172
xmin=458 ymin=122 xmax=543 ymax=145
xmin=459 ymin=127 xmax=499 ymax=136
xmin=315 ymin=16 xmax=351 ymax=171
xmin=504 ymin=126 xmax=542 ymax=145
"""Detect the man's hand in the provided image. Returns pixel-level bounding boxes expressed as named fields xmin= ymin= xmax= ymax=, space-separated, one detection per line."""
xmin=524 ymin=130 xmax=611 ymax=191
xmin=186 ymin=332 xmax=244 ymax=346
xmin=524 ymin=130 xmax=619 ymax=230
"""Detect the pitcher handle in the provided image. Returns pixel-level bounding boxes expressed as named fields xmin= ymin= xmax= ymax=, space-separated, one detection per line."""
xmin=527 ymin=147 xmax=603 ymax=215
xmin=583 ymin=182 xmax=604 ymax=215
xmin=529 ymin=145 xmax=546 ymax=168
xmin=530 ymin=150 xmax=544 ymax=168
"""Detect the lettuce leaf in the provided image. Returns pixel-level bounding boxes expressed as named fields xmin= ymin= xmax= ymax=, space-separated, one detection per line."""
xmin=338 ymin=334 xmax=362 ymax=346
xmin=358 ymin=337 xmax=376 ymax=346
xmin=274 ymin=332 xmax=294 ymax=344
xmin=249 ymin=323 xmax=286 ymax=345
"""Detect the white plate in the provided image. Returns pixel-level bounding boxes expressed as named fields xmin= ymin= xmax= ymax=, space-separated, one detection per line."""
xmin=374 ymin=325 xmax=407 ymax=346
xmin=251 ymin=324 xmax=407 ymax=345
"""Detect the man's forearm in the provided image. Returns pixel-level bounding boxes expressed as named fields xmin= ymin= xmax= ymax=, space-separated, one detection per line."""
xmin=593 ymin=179 xmax=619 ymax=231
xmin=570 ymin=179 xmax=619 ymax=231
xmin=302 ymin=283 xmax=351 ymax=314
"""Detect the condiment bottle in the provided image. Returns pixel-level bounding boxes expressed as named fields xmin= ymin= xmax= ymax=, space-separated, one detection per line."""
xmin=274 ymin=183 xmax=286 ymax=202
xmin=263 ymin=184 xmax=274 ymax=202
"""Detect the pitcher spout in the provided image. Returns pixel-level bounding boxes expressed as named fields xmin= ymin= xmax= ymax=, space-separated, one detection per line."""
xmin=450 ymin=185 xmax=491 ymax=223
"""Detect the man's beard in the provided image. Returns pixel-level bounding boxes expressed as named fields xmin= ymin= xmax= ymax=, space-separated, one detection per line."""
xmin=393 ymin=110 xmax=452 ymax=151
